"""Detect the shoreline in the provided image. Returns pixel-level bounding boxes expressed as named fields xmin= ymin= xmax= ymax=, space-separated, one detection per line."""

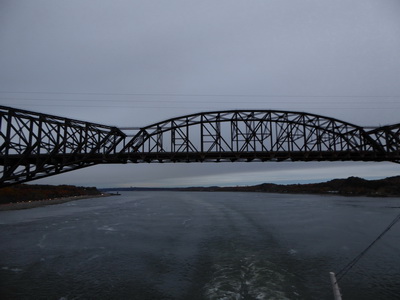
xmin=0 ymin=193 xmax=112 ymax=211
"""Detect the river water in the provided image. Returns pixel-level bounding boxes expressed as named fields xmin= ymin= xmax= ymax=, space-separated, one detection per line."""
xmin=0 ymin=191 xmax=399 ymax=300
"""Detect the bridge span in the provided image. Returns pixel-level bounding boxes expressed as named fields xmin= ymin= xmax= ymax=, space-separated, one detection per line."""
xmin=0 ymin=106 xmax=399 ymax=187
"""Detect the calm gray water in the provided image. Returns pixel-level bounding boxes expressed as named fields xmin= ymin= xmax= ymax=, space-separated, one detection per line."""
xmin=0 ymin=191 xmax=399 ymax=300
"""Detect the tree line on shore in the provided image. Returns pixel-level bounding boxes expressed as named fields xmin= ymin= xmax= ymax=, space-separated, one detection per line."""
xmin=1 ymin=176 xmax=399 ymax=205
xmin=182 ymin=176 xmax=400 ymax=197
xmin=104 ymin=176 xmax=400 ymax=197
xmin=0 ymin=184 xmax=101 ymax=205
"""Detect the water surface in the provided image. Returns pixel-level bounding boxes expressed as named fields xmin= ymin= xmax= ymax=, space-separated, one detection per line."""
xmin=1 ymin=192 xmax=399 ymax=299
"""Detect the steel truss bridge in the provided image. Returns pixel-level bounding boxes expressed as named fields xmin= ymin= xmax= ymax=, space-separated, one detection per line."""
xmin=0 ymin=105 xmax=399 ymax=187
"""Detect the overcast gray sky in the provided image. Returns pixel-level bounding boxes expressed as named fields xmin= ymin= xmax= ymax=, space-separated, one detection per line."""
xmin=1 ymin=0 xmax=400 ymax=187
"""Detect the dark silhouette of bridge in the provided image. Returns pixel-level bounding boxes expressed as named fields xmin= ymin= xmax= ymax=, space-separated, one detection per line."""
xmin=0 ymin=105 xmax=399 ymax=187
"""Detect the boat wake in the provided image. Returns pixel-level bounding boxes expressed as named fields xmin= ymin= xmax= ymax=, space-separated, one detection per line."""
xmin=204 ymin=255 xmax=291 ymax=299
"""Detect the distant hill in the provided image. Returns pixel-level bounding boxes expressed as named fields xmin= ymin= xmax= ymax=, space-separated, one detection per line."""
xmin=0 ymin=184 xmax=102 ymax=205
xmin=103 ymin=176 xmax=400 ymax=197
xmin=182 ymin=176 xmax=400 ymax=197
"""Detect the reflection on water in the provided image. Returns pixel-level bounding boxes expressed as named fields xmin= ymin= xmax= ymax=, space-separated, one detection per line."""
xmin=0 ymin=192 xmax=399 ymax=299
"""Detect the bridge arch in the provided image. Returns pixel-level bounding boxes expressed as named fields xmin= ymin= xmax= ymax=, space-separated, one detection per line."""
xmin=120 ymin=110 xmax=385 ymax=163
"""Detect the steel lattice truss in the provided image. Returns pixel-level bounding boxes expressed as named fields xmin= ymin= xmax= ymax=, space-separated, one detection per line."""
xmin=1 ymin=106 xmax=399 ymax=187
xmin=366 ymin=124 xmax=400 ymax=159
xmin=0 ymin=106 xmax=126 ymax=187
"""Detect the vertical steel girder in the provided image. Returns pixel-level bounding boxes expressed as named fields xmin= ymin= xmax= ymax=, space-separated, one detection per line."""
xmin=1 ymin=107 xmax=399 ymax=187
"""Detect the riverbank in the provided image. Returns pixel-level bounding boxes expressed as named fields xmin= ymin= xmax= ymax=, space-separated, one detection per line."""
xmin=0 ymin=193 xmax=112 ymax=211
